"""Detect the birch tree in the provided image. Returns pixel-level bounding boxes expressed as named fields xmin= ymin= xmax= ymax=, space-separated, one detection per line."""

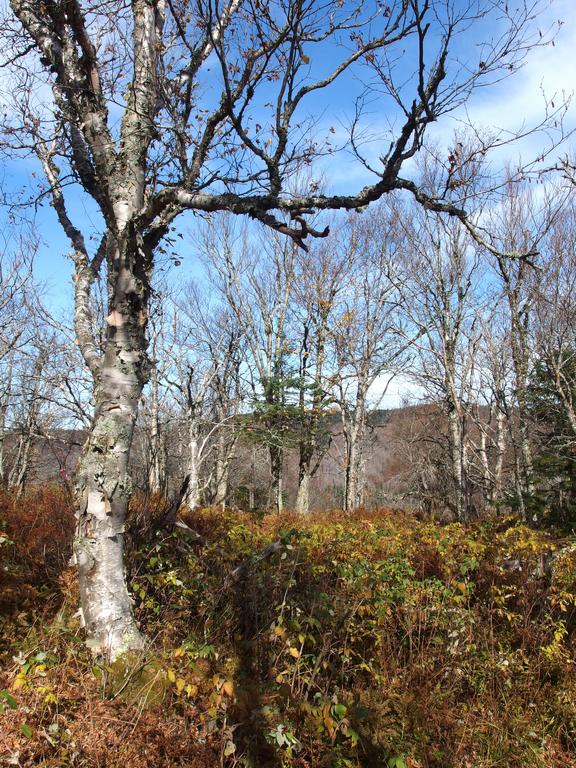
xmin=524 ymin=197 xmax=576 ymax=522
xmin=292 ymin=233 xmax=348 ymax=513
xmin=332 ymin=204 xmax=409 ymax=511
xmin=400 ymin=203 xmax=483 ymax=520
xmin=532 ymin=200 xmax=576 ymax=438
xmin=202 ymin=311 xmax=243 ymax=509
xmin=0 ymin=231 xmax=38 ymax=484
xmin=205 ymin=220 xmax=298 ymax=511
xmin=466 ymin=307 xmax=512 ymax=507
xmin=486 ymin=180 xmax=569 ymax=517
xmin=0 ymin=0 xmax=555 ymax=657
xmin=140 ymin=294 xmax=172 ymax=496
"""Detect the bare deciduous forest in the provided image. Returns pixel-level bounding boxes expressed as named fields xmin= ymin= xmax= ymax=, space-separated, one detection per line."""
xmin=1 ymin=1 xmax=576 ymax=766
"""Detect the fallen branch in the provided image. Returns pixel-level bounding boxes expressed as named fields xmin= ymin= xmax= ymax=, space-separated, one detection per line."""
xmin=228 ymin=540 xmax=284 ymax=582
xmin=157 ymin=475 xmax=191 ymax=529
xmin=158 ymin=482 xmax=287 ymax=581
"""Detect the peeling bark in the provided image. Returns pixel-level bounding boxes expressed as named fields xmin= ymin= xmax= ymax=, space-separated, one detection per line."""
xmin=73 ymin=237 xmax=151 ymax=659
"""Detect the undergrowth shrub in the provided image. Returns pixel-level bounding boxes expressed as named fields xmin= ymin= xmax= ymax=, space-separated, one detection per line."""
xmin=0 ymin=484 xmax=74 ymax=580
xmin=1 ymin=490 xmax=575 ymax=767
xmin=0 ymin=484 xmax=75 ymax=633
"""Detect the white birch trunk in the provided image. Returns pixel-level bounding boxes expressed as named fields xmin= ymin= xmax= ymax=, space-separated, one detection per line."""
xmin=212 ymin=432 xmax=229 ymax=508
xmin=8 ymin=349 xmax=45 ymax=497
xmin=0 ymin=355 xmax=14 ymax=486
xmin=295 ymin=470 xmax=310 ymax=515
xmin=493 ymin=409 xmax=507 ymax=502
xmin=183 ymin=419 xmax=201 ymax=509
xmin=269 ymin=444 xmax=283 ymax=513
xmin=343 ymin=387 xmax=366 ymax=513
xmin=344 ymin=428 xmax=359 ymax=512
xmin=73 ymin=247 xmax=151 ymax=659
xmin=447 ymin=406 xmax=464 ymax=520
xmin=147 ymin=364 xmax=165 ymax=495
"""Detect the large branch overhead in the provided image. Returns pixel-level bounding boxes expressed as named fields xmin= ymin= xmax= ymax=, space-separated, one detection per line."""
xmin=6 ymin=0 xmax=555 ymax=248
xmin=141 ymin=174 xmax=472 ymax=250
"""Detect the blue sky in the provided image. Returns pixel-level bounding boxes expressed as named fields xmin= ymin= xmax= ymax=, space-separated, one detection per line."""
xmin=1 ymin=0 xmax=574 ymax=331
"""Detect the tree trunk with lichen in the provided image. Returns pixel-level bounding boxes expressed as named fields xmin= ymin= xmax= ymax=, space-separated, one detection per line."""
xmin=343 ymin=387 xmax=366 ymax=513
xmin=295 ymin=467 xmax=310 ymax=514
xmin=73 ymin=238 xmax=151 ymax=659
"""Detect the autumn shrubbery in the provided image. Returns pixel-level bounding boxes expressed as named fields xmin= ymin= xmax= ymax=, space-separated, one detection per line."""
xmin=1 ymin=490 xmax=576 ymax=767
xmin=0 ymin=484 xmax=75 ymax=620
xmin=0 ymin=484 xmax=74 ymax=576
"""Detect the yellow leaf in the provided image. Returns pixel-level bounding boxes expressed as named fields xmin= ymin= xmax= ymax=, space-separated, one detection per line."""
xmin=174 ymin=648 xmax=185 ymax=658
xmin=12 ymin=674 xmax=26 ymax=691
xmin=222 ymin=680 xmax=234 ymax=697
xmin=167 ymin=669 xmax=176 ymax=683
xmin=185 ymin=684 xmax=198 ymax=698
xmin=175 ymin=677 xmax=186 ymax=694
xmin=289 ymin=647 xmax=300 ymax=659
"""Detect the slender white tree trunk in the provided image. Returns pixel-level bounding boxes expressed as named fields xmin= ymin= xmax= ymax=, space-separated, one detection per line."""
xmin=344 ymin=428 xmax=359 ymax=512
xmin=213 ymin=432 xmax=229 ymax=508
xmin=478 ymin=426 xmax=491 ymax=496
xmin=8 ymin=349 xmax=45 ymax=497
xmin=8 ymin=431 xmax=34 ymax=497
xmin=295 ymin=469 xmax=310 ymax=514
xmin=0 ymin=355 xmax=14 ymax=486
xmin=269 ymin=444 xmax=283 ymax=513
xmin=73 ymin=245 xmax=151 ymax=659
xmin=493 ymin=408 xmax=507 ymax=502
xmin=183 ymin=418 xmax=201 ymax=509
xmin=249 ymin=446 xmax=256 ymax=511
xmin=343 ymin=388 xmax=366 ymax=513
xmin=147 ymin=365 xmax=165 ymax=495
xmin=447 ymin=405 xmax=464 ymax=520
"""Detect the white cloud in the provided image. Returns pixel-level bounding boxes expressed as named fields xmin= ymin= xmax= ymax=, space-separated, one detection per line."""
xmin=465 ymin=2 xmax=575 ymax=125
xmin=316 ymin=2 xmax=575 ymax=194
xmin=369 ymin=373 xmax=426 ymax=410
xmin=435 ymin=0 xmax=576 ymax=164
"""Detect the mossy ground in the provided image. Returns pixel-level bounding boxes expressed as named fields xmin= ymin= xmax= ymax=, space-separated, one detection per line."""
xmin=1 ymin=487 xmax=575 ymax=767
